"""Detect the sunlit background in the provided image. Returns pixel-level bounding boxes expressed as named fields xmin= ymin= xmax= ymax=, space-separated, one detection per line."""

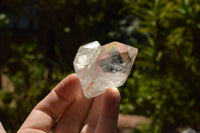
xmin=0 ymin=0 xmax=200 ymax=132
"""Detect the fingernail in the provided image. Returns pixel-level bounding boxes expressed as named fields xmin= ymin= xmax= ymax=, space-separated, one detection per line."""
xmin=111 ymin=87 xmax=118 ymax=90
xmin=80 ymin=124 xmax=88 ymax=133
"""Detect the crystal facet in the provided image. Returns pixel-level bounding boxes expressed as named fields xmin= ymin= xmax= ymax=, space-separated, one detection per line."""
xmin=73 ymin=41 xmax=138 ymax=98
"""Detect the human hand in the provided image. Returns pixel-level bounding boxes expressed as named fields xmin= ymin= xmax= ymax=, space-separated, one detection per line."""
xmin=17 ymin=73 xmax=120 ymax=133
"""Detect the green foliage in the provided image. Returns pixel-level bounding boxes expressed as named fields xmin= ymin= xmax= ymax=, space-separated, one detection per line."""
xmin=0 ymin=43 xmax=45 ymax=132
xmin=131 ymin=119 xmax=161 ymax=133
xmin=0 ymin=13 xmax=9 ymax=26
xmin=117 ymin=0 xmax=200 ymax=132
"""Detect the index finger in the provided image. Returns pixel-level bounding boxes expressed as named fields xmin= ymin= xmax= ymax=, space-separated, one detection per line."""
xmin=18 ymin=73 xmax=81 ymax=133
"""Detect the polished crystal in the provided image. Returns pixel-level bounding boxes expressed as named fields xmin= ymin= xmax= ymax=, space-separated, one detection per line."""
xmin=73 ymin=41 xmax=138 ymax=98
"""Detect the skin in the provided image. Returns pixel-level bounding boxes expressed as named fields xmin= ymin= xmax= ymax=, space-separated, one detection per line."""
xmin=0 ymin=73 xmax=120 ymax=133
xmin=0 ymin=122 xmax=6 ymax=133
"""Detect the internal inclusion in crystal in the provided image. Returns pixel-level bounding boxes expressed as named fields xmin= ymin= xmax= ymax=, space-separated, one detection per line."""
xmin=73 ymin=41 xmax=138 ymax=98
xmin=99 ymin=51 xmax=130 ymax=73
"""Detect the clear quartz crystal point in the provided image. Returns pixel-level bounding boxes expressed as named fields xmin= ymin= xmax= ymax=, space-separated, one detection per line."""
xmin=73 ymin=41 xmax=138 ymax=98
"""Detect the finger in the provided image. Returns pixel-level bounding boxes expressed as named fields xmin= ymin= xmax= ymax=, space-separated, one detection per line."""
xmin=83 ymin=94 xmax=103 ymax=133
xmin=0 ymin=122 xmax=6 ymax=133
xmin=54 ymin=90 xmax=93 ymax=133
xmin=95 ymin=87 xmax=120 ymax=133
xmin=18 ymin=73 xmax=81 ymax=133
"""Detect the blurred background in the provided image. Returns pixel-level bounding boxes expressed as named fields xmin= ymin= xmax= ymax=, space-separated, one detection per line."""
xmin=0 ymin=0 xmax=200 ymax=132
